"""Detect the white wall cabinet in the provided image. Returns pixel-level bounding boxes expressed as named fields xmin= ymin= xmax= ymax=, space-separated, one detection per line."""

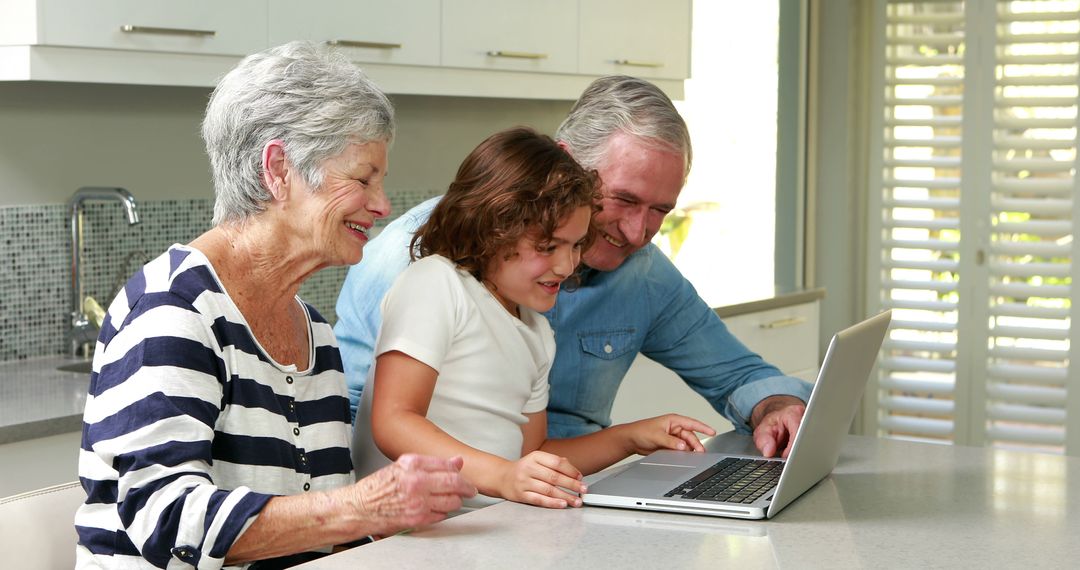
xmin=0 ymin=0 xmax=688 ymax=99
xmin=610 ymin=298 xmax=821 ymax=435
xmin=578 ymin=0 xmax=691 ymax=80
xmin=268 ymin=0 xmax=440 ymax=68
xmin=9 ymin=0 xmax=266 ymax=56
xmin=442 ymin=0 xmax=578 ymax=74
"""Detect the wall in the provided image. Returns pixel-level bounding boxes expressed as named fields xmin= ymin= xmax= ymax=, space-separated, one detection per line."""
xmin=0 ymin=81 xmax=570 ymax=360
xmin=0 ymin=82 xmax=571 ymax=205
xmin=810 ymin=0 xmax=866 ymax=354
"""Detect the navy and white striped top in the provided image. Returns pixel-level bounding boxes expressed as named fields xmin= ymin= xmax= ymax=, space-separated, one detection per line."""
xmin=75 ymin=244 xmax=354 ymax=569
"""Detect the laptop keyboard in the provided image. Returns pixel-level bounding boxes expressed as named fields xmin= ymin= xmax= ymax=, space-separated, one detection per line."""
xmin=663 ymin=457 xmax=783 ymax=504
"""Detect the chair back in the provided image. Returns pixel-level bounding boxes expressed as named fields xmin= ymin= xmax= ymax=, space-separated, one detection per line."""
xmin=0 ymin=481 xmax=85 ymax=569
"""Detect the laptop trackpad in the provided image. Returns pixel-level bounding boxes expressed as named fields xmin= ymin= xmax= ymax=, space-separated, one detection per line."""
xmin=620 ymin=464 xmax=698 ymax=482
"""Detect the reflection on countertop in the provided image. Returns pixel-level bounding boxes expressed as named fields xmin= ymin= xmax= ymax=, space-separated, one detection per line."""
xmin=0 ymin=356 xmax=90 ymax=444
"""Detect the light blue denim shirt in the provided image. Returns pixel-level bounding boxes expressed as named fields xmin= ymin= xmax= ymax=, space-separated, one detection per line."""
xmin=335 ymin=196 xmax=812 ymax=437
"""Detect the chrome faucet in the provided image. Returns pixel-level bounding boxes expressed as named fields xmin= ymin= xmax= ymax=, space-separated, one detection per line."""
xmin=68 ymin=187 xmax=140 ymax=356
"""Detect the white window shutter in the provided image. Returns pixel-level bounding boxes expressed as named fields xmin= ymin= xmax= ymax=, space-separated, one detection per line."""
xmin=872 ymin=0 xmax=966 ymax=445
xmin=869 ymin=0 xmax=1080 ymax=455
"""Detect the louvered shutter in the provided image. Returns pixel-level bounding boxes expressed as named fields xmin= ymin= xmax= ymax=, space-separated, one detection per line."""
xmin=867 ymin=0 xmax=1080 ymax=455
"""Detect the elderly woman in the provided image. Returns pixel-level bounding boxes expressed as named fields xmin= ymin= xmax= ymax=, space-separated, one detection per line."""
xmin=73 ymin=42 xmax=475 ymax=569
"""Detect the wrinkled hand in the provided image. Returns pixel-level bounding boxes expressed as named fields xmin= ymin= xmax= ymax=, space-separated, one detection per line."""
xmin=622 ymin=414 xmax=716 ymax=456
xmin=351 ymin=454 xmax=477 ymax=535
xmin=751 ymin=396 xmax=807 ymax=458
xmin=499 ymin=450 xmax=585 ymax=509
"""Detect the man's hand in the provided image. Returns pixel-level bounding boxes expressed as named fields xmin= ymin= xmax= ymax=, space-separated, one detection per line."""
xmin=750 ymin=395 xmax=806 ymax=458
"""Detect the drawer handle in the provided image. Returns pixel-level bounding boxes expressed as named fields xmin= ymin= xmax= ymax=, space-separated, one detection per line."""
xmin=613 ymin=59 xmax=664 ymax=68
xmin=487 ymin=50 xmax=548 ymax=60
xmin=120 ymin=25 xmax=216 ymax=38
xmin=327 ymin=39 xmax=403 ymax=50
xmin=759 ymin=316 xmax=807 ymax=329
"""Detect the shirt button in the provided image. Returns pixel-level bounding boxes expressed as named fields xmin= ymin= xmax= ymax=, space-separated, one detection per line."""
xmin=293 ymin=427 xmax=300 ymax=436
xmin=286 ymin=376 xmax=294 ymax=384
xmin=303 ymin=482 xmax=311 ymax=491
xmin=300 ymin=453 xmax=307 ymax=464
xmin=289 ymin=401 xmax=296 ymax=412
xmin=603 ymin=344 xmax=613 ymax=354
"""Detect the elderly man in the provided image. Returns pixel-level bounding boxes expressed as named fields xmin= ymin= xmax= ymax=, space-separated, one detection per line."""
xmin=335 ymin=76 xmax=812 ymax=459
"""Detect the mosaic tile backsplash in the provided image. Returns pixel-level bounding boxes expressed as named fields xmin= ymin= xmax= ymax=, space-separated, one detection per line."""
xmin=0 ymin=188 xmax=441 ymax=361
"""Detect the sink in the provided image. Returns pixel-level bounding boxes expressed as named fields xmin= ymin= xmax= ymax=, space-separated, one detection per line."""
xmin=56 ymin=361 xmax=94 ymax=374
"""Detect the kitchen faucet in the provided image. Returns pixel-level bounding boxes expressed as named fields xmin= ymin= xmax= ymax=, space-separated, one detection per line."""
xmin=68 ymin=187 xmax=141 ymax=356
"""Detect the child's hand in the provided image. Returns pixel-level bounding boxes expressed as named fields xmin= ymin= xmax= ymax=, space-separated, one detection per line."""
xmin=621 ymin=414 xmax=716 ymax=456
xmin=498 ymin=450 xmax=586 ymax=509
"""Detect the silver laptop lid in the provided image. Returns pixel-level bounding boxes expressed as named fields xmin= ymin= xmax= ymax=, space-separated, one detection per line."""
xmin=766 ymin=310 xmax=892 ymax=517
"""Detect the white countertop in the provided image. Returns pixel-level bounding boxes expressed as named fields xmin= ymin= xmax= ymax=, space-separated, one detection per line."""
xmin=297 ymin=433 xmax=1080 ymax=569
xmin=0 ymin=356 xmax=90 ymax=444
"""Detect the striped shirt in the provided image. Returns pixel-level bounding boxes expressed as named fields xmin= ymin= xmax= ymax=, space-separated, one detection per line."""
xmin=75 ymin=244 xmax=354 ymax=569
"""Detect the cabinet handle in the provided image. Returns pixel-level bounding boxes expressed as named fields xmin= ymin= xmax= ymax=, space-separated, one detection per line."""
xmin=487 ymin=50 xmax=548 ymax=60
xmin=613 ymin=59 xmax=664 ymax=68
xmin=120 ymin=25 xmax=216 ymax=38
xmin=327 ymin=39 xmax=403 ymax=50
xmin=759 ymin=316 xmax=807 ymax=329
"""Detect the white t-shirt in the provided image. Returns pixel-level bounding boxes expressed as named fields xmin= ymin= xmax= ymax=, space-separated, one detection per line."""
xmin=352 ymin=254 xmax=553 ymax=507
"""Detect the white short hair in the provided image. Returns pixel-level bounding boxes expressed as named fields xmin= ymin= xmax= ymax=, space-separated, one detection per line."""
xmin=202 ymin=41 xmax=395 ymax=225
xmin=555 ymin=75 xmax=691 ymax=176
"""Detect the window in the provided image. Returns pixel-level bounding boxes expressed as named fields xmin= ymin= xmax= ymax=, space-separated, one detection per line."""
xmin=655 ymin=0 xmax=781 ymax=307
xmin=867 ymin=0 xmax=1080 ymax=455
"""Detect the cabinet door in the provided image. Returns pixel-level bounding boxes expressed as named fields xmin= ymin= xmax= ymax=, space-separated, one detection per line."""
xmin=268 ymin=0 xmax=440 ymax=67
xmin=442 ymin=0 xmax=578 ymax=74
xmin=611 ymin=355 xmax=734 ymax=434
xmin=578 ymin=0 xmax=691 ymax=80
xmin=722 ymin=302 xmax=820 ymax=382
xmin=37 ymin=0 xmax=266 ymax=56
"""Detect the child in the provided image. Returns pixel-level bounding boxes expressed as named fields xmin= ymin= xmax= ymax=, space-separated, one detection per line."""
xmin=352 ymin=127 xmax=715 ymax=509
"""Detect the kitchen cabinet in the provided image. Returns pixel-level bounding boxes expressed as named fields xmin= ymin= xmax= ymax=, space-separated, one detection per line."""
xmin=1 ymin=0 xmax=266 ymax=56
xmin=578 ymin=0 xmax=692 ymax=80
xmin=610 ymin=292 xmax=823 ymax=434
xmin=268 ymin=0 xmax=440 ymax=68
xmin=0 ymin=431 xmax=80 ymax=498
xmin=0 ymin=0 xmax=687 ymax=99
xmin=441 ymin=0 xmax=578 ymax=74
xmin=719 ymin=300 xmax=820 ymax=383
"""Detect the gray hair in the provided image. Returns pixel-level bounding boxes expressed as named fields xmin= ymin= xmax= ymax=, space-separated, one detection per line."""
xmin=555 ymin=75 xmax=691 ymax=176
xmin=202 ymin=41 xmax=395 ymax=225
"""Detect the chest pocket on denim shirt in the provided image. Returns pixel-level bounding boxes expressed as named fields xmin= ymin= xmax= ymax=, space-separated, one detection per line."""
xmin=572 ymin=328 xmax=637 ymax=415
xmin=579 ymin=329 xmax=636 ymax=360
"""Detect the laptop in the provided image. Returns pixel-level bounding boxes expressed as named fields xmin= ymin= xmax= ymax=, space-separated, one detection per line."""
xmin=582 ymin=310 xmax=892 ymax=520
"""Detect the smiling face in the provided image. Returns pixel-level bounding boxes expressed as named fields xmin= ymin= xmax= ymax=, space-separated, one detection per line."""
xmin=580 ymin=132 xmax=686 ymax=272
xmin=293 ymin=140 xmax=390 ymax=267
xmin=484 ymin=205 xmax=592 ymax=316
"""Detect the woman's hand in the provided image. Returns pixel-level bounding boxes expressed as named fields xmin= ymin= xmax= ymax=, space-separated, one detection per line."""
xmin=619 ymin=414 xmax=716 ymax=456
xmin=497 ymin=451 xmax=586 ymax=509
xmin=347 ymin=454 xmax=477 ymax=535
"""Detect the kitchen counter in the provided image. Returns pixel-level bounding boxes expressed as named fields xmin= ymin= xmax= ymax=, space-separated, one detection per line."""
xmin=0 ymin=356 xmax=89 ymax=444
xmin=713 ymin=287 xmax=824 ymax=319
xmin=298 ymin=433 xmax=1080 ymax=569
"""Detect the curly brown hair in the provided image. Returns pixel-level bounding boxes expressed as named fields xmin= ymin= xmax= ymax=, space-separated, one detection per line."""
xmin=412 ymin=127 xmax=600 ymax=281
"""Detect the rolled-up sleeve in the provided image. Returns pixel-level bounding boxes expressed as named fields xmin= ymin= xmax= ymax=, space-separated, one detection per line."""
xmin=639 ymin=248 xmax=813 ymax=434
